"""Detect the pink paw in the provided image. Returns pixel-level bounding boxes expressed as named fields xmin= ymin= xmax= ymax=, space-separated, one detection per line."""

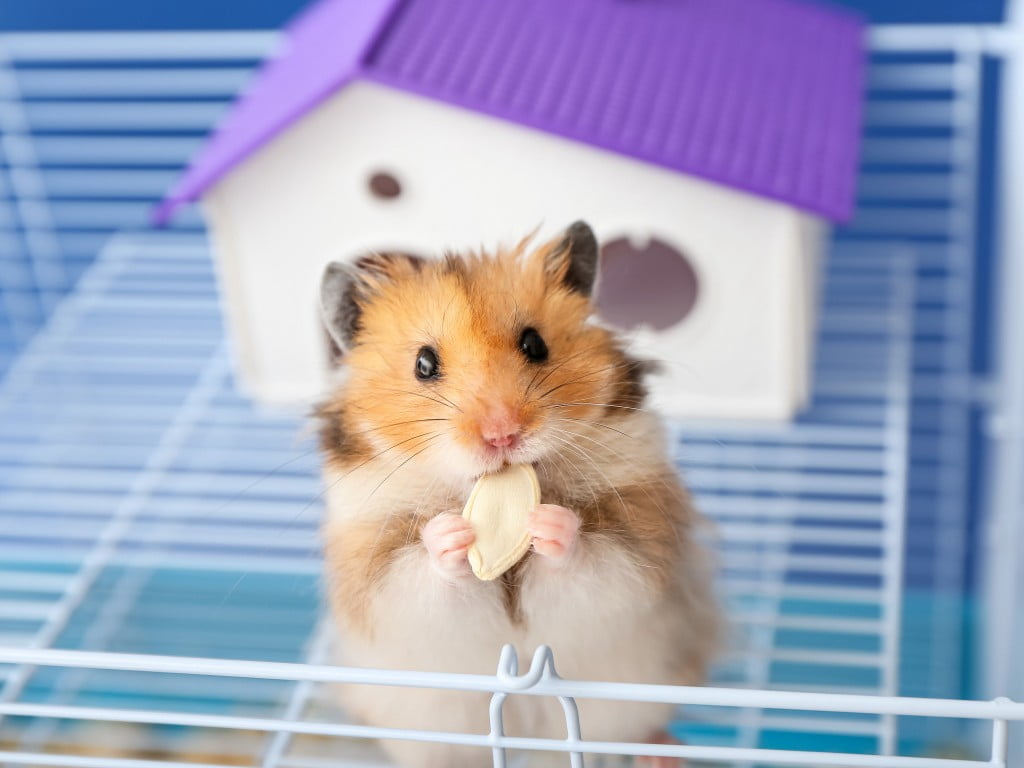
xmin=422 ymin=513 xmax=475 ymax=579
xmin=528 ymin=504 xmax=580 ymax=562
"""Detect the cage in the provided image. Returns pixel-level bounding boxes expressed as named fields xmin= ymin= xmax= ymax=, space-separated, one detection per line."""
xmin=1 ymin=6 xmax=1023 ymax=768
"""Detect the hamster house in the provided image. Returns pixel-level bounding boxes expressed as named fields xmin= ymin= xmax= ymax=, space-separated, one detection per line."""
xmin=156 ymin=0 xmax=865 ymax=421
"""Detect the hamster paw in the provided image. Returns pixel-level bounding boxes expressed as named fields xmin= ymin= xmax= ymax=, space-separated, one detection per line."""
xmin=422 ymin=513 xmax=475 ymax=580
xmin=528 ymin=504 xmax=580 ymax=563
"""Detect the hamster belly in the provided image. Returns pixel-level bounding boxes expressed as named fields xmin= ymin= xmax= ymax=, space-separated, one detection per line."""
xmin=335 ymin=546 xmax=520 ymax=768
xmin=518 ymin=536 xmax=705 ymax=747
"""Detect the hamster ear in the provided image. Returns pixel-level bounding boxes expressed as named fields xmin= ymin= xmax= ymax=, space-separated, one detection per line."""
xmin=319 ymin=252 xmax=424 ymax=351
xmin=544 ymin=220 xmax=600 ymax=297
xmin=320 ymin=261 xmax=363 ymax=352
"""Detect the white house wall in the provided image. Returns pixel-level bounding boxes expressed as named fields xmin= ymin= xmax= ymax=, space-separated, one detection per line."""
xmin=205 ymin=81 xmax=815 ymax=419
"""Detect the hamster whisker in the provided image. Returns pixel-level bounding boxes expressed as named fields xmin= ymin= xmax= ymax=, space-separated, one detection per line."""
xmin=552 ymin=421 xmax=667 ymax=483
xmin=214 ymin=446 xmax=322 ymax=605
xmin=210 ymin=446 xmax=320 ymax=515
xmin=525 ymin=344 xmax=606 ymax=397
xmin=321 ymin=431 xmax=435 ymax=500
xmin=363 ymin=433 xmax=442 ymax=503
xmin=430 ymin=390 xmax=464 ymax=413
xmin=366 ymin=452 xmax=448 ymax=574
xmin=552 ymin=422 xmax=680 ymax=528
xmin=374 ymin=386 xmax=464 ymax=413
xmin=546 ymin=427 xmax=632 ymax=524
xmin=546 ymin=401 xmax=652 ymax=415
xmin=530 ymin=358 xmax=643 ymax=404
xmin=221 ymin=433 xmax=409 ymax=606
xmin=542 ymin=434 xmax=605 ymax=527
xmin=545 ymin=428 xmax=620 ymax=497
xmin=532 ymin=372 xmax=608 ymax=402
xmin=543 ymin=432 xmax=602 ymax=495
xmin=353 ymin=417 xmax=451 ymax=437
xmin=549 ymin=421 xmax=613 ymax=458
xmin=327 ymin=429 xmax=445 ymax=499
xmin=553 ymin=415 xmax=635 ymax=440
xmin=526 ymin=356 xmax=570 ymax=398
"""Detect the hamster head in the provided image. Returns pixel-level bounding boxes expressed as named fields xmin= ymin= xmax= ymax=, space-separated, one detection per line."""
xmin=318 ymin=221 xmax=649 ymax=480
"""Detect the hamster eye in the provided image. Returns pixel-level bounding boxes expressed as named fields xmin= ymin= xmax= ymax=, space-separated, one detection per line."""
xmin=415 ymin=346 xmax=440 ymax=380
xmin=519 ymin=328 xmax=548 ymax=363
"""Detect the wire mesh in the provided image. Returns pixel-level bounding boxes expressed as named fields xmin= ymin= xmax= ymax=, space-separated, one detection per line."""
xmin=0 ymin=31 xmax=274 ymax=367
xmin=0 ymin=224 xmax=917 ymax=765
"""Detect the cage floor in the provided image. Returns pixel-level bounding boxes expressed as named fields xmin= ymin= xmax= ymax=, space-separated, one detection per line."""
xmin=0 ymin=230 xmax=917 ymax=765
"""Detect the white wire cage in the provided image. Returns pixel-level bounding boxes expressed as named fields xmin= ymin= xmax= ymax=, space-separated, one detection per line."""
xmin=0 ymin=14 xmax=1022 ymax=768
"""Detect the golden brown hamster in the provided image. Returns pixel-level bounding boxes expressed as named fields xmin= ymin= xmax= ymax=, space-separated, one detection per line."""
xmin=317 ymin=221 xmax=719 ymax=768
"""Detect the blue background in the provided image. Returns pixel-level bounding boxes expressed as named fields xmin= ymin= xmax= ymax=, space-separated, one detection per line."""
xmin=0 ymin=0 xmax=1009 ymax=30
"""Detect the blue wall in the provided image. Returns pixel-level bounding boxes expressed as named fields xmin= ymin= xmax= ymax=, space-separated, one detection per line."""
xmin=0 ymin=0 xmax=1008 ymax=31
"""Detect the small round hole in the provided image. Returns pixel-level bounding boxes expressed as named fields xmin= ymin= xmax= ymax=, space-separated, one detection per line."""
xmin=596 ymin=236 xmax=700 ymax=332
xmin=368 ymin=171 xmax=402 ymax=200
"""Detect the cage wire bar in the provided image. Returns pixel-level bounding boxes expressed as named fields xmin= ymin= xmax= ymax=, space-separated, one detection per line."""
xmin=0 ymin=643 xmax=1023 ymax=767
xmin=0 ymin=18 xmax=1019 ymax=768
xmin=861 ymin=24 xmax=984 ymax=721
xmin=980 ymin=1 xmax=1024 ymax=765
xmin=0 ymin=31 xmax=275 ymax=370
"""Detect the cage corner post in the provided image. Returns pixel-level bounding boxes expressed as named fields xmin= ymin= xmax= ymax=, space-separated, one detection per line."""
xmin=981 ymin=1 xmax=1024 ymax=766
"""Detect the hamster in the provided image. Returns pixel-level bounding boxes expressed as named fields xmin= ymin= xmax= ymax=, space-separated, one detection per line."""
xmin=316 ymin=221 xmax=720 ymax=768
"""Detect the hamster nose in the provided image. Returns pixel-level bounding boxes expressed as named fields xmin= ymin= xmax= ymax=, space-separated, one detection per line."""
xmin=480 ymin=411 xmax=521 ymax=449
xmin=484 ymin=429 xmax=520 ymax=449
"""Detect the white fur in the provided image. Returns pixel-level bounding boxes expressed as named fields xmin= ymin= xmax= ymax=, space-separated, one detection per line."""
xmin=324 ymin=411 xmax=709 ymax=768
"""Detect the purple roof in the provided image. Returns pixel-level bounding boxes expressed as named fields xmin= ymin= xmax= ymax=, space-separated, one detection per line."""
xmin=156 ymin=0 xmax=865 ymax=224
